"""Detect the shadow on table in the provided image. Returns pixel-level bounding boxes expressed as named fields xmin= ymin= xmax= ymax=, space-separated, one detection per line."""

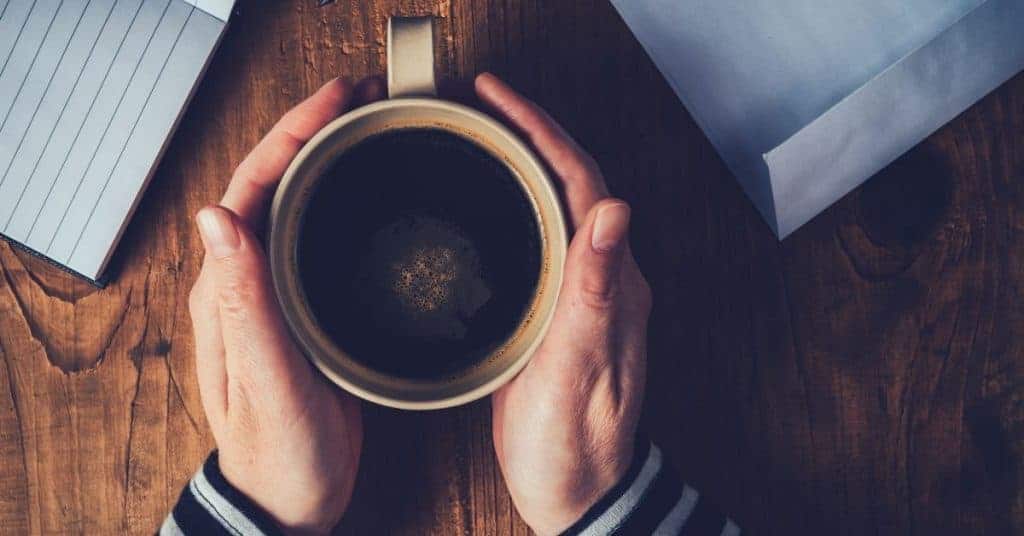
xmin=335 ymin=404 xmax=442 ymax=533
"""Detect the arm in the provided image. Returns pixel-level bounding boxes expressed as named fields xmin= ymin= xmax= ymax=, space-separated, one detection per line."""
xmin=161 ymin=442 xmax=738 ymax=536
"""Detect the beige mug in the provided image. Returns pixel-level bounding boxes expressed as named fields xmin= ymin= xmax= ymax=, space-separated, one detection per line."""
xmin=268 ymin=16 xmax=568 ymax=410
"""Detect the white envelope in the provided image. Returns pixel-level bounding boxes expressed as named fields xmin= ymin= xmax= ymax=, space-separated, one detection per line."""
xmin=611 ymin=0 xmax=1024 ymax=237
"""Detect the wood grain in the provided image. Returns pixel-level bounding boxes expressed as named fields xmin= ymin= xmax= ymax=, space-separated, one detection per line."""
xmin=0 ymin=1 xmax=1021 ymax=534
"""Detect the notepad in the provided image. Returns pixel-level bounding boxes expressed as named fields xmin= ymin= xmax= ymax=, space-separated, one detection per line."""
xmin=0 ymin=0 xmax=235 ymax=283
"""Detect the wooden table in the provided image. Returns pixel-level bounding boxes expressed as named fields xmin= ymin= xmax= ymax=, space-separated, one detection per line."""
xmin=1 ymin=1 xmax=1021 ymax=534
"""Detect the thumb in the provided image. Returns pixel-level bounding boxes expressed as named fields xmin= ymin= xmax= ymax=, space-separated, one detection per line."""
xmin=564 ymin=199 xmax=631 ymax=311
xmin=196 ymin=206 xmax=307 ymax=387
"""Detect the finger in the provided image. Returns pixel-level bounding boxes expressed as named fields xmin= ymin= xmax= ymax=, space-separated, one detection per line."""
xmin=352 ymin=76 xmax=386 ymax=107
xmin=222 ymin=78 xmax=355 ymax=227
xmin=188 ymin=262 xmax=227 ymax=427
xmin=474 ymin=72 xmax=609 ymax=227
xmin=564 ymin=199 xmax=631 ymax=312
xmin=529 ymin=200 xmax=631 ymax=374
xmin=195 ymin=206 xmax=308 ymax=394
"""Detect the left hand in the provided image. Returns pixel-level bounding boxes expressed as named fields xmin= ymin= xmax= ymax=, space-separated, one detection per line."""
xmin=477 ymin=74 xmax=653 ymax=536
xmin=189 ymin=77 xmax=384 ymax=534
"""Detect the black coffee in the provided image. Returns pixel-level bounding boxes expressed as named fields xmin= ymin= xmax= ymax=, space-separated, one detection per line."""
xmin=298 ymin=128 xmax=542 ymax=380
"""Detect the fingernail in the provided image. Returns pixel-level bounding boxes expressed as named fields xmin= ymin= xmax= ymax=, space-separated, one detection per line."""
xmin=196 ymin=207 xmax=240 ymax=259
xmin=591 ymin=202 xmax=631 ymax=253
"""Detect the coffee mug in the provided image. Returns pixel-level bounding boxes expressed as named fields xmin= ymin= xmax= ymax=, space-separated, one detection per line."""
xmin=269 ymin=16 xmax=568 ymax=410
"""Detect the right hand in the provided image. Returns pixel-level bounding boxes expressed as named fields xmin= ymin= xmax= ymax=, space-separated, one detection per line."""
xmin=477 ymin=74 xmax=654 ymax=535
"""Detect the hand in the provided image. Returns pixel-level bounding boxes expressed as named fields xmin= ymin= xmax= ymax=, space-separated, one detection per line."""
xmin=477 ymin=74 xmax=653 ymax=535
xmin=188 ymin=78 xmax=384 ymax=534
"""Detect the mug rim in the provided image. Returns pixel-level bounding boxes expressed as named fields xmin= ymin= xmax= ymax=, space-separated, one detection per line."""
xmin=269 ymin=97 xmax=567 ymax=410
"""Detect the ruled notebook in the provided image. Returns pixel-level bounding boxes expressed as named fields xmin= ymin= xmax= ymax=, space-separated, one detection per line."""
xmin=0 ymin=0 xmax=235 ymax=283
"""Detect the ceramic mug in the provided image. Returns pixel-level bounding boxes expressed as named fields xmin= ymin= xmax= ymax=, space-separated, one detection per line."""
xmin=268 ymin=16 xmax=568 ymax=410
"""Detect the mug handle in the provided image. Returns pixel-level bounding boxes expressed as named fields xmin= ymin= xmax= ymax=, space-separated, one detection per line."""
xmin=388 ymin=17 xmax=437 ymax=98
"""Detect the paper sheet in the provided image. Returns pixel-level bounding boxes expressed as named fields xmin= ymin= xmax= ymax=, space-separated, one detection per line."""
xmin=611 ymin=0 xmax=1024 ymax=236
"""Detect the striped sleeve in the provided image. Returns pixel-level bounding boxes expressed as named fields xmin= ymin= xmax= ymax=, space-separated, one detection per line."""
xmin=560 ymin=442 xmax=740 ymax=536
xmin=160 ymin=452 xmax=283 ymax=536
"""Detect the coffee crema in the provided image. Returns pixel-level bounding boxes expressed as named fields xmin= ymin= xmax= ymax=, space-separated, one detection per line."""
xmin=298 ymin=128 xmax=543 ymax=380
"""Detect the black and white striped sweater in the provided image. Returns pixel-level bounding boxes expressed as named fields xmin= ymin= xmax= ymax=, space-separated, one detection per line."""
xmin=161 ymin=443 xmax=739 ymax=535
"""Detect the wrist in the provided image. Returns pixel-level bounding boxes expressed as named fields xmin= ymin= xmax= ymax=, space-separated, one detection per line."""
xmin=276 ymin=518 xmax=338 ymax=536
xmin=544 ymin=439 xmax=648 ymax=535
xmin=188 ymin=452 xmax=301 ymax=536
xmin=216 ymin=452 xmax=342 ymax=535
xmin=520 ymin=440 xmax=638 ymax=535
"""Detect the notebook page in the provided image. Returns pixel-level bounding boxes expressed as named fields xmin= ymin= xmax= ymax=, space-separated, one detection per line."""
xmin=0 ymin=0 xmax=233 ymax=281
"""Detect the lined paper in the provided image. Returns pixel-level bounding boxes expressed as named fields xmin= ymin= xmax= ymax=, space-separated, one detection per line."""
xmin=0 ymin=0 xmax=233 ymax=281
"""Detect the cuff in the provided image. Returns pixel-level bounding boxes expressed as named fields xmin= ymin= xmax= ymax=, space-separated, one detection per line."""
xmin=160 ymin=452 xmax=283 ymax=536
xmin=560 ymin=441 xmax=740 ymax=535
